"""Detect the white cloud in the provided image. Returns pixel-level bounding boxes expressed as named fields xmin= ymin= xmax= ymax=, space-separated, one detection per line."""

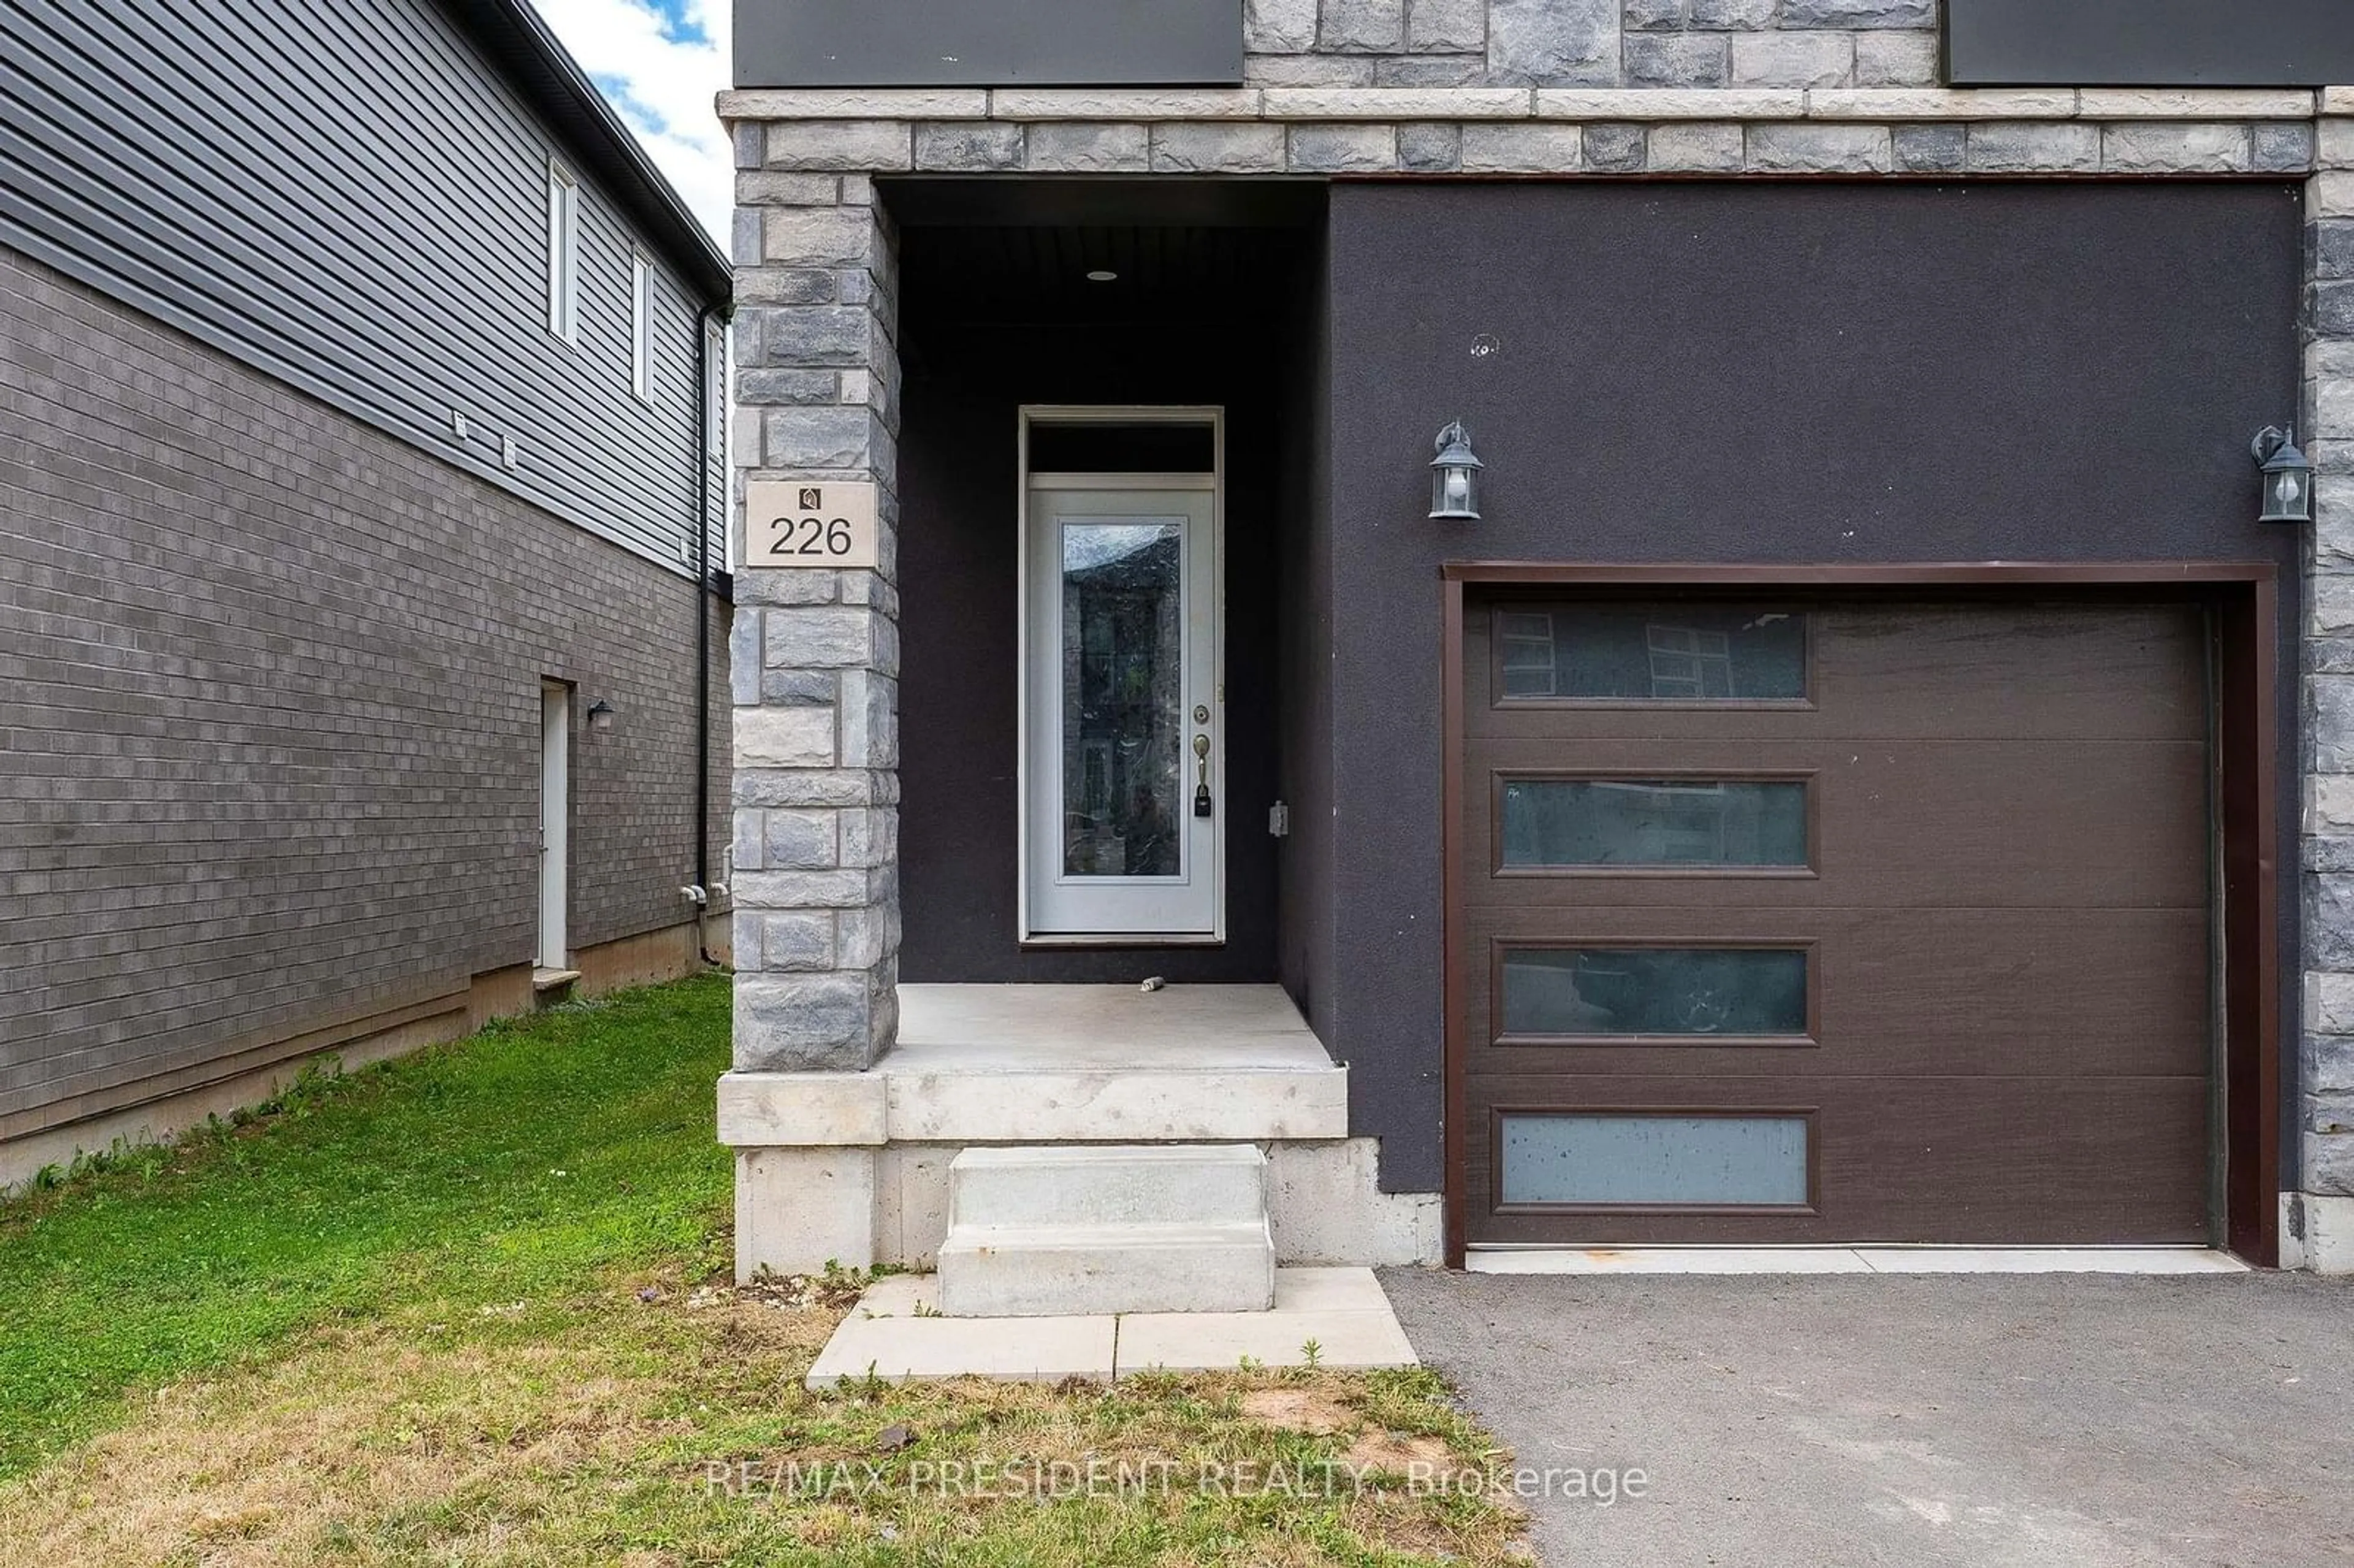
xmin=528 ymin=0 xmax=733 ymax=243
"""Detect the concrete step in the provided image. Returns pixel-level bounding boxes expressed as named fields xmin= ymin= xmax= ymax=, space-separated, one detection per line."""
xmin=947 ymin=1144 xmax=1270 ymax=1230
xmin=936 ymin=1221 xmax=1277 ymax=1317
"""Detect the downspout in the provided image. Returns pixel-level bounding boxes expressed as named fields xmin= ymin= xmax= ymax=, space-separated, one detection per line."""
xmin=692 ymin=302 xmax=721 ymax=965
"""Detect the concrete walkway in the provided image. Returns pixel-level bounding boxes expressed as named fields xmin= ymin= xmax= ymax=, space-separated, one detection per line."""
xmin=806 ymin=1268 xmax=1416 ymax=1388
xmin=1382 ymin=1268 xmax=2354 ymax=1568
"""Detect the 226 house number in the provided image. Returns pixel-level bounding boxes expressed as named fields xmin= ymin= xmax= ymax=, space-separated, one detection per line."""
xmin=771 ymin=515 xmax=855 ymax=557
xmin=742 ymin=478 xmax=878 ymax=569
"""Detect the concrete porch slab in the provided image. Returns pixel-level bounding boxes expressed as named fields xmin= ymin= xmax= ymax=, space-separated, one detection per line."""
xmin=1116 ymin=1267 xmax=1419 ymax=1374
xmin=896 ymin=983 xmax=1333 ymax=1068
xmin=804 ymin=1274 xmax=1117 ymax=1388
xmin=805 ymin=1267 xmax=1417 ymax=1388
xmin=1466 ymin=1246 xmax=2250 ymax=1276
xmin=882 ymin=984 xmax=1349 ymax=1142
xmin=722 ymin=984 xmax=1350 ymax=1147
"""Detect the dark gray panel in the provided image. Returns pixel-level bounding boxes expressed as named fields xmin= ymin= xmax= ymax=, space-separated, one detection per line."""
xmin=1947 ymin=0 xmax=2354 ymax=86
xmin=734 ymin=0 xmax=1243 ymax=87
xmin=0 ymin=0 xmax=724 ymax=579
xmin=1325 ymin=182 xmax=2303 ymax=1193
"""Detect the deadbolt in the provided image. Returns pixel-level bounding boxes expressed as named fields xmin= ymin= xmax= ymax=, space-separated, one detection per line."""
xmin=1193 ymin=704 xmax=1209 ymax=724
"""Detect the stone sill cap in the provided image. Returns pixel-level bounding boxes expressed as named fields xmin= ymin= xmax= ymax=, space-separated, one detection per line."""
xmin=717 ymin=1061 xmax=1351 ymax=1147
xmin=720 ymin=85 xmax=2340 ymax=126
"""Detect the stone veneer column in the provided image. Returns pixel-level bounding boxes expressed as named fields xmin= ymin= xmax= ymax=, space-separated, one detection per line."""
xmin=727 ymin=147 xmax=902 ymax=1075
xmin=2301 ymin=101 xmax=2354 ymax=1269
xmin=720 ymin=121 xmax=905 ymax=1275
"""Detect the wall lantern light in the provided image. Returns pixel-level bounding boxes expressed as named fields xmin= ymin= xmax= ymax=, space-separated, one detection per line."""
xmin=2253 ymin=425 xmax=2315 ymax=525
xmin=1429 ymin=420 xmax=1484 ymax=521
xmin=586 ymin=699 xmax=617 ymax=731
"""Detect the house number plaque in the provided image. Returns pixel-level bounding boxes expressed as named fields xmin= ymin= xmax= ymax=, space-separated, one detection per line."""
xmin=744 ymin=479 xmax=880 ymax=569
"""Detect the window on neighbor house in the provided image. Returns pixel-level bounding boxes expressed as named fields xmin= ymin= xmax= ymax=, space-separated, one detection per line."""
xmin=631 ymin=252 xmax=653 ymax=400
xmin=546 ymin=159 xmax=579 ymax=343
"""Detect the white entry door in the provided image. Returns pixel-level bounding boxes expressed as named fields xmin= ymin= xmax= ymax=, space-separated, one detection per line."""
xmin=538 ymin=682 xmax=569 ymax=970
xmin=1023 ymin=482 xmax=1220 ymax=939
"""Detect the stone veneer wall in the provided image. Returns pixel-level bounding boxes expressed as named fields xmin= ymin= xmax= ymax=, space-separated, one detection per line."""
xmin=719 ymin=0 xmax=2354 ymax=1263
xmin=1240 ymin=0 xmax=1943 ymax=91
xmin=724 ymin=180 xmax=903 ymax=1074
xmin=2304 ymin=130 xmax=2354 ymax=1254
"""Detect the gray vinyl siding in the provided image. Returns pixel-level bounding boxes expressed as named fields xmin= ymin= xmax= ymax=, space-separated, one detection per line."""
xmin=0 ymin=0 xmax=720 ymax=577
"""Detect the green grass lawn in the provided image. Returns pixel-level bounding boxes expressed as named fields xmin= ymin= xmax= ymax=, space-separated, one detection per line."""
xmin=0 ymin=975 xmax=1525 ymax=1566
xmin=0 ymin=975 xmax=736 ymax=1479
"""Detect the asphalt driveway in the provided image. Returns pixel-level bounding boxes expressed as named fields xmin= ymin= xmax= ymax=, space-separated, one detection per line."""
xmin=1381 ymin=1269 xmax=2354 ymax=1568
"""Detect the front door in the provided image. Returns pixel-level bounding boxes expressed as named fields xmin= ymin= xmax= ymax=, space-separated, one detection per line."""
xmin=1023 ymin=481 xmax=1220 ymax=939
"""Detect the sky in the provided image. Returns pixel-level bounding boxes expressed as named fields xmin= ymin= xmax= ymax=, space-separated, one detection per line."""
xmin=531 ymin=0 xmax=733 ymax=242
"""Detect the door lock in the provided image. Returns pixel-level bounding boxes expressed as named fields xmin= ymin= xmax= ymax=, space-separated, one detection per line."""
xmin=1192 ymin=733 xmax=1213 ymax=818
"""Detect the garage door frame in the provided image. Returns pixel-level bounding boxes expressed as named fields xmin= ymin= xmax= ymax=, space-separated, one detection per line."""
xmin=1438 ymin=561 xmax=2282 ymax=1268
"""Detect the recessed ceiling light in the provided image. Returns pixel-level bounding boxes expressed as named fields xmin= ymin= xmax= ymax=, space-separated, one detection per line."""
xmin=1085 ymin=268 xmax=1118 ymax=283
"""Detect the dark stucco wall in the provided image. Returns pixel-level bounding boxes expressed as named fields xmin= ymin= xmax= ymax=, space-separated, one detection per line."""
xmin=1325 ymin=180 xmax=2306 ymax=1194
xmin=1276 ymin=226 xmax=1336 ymax=1039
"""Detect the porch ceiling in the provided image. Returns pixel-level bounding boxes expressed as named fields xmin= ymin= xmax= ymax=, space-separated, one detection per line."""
xmin=901 ymin=222 xmax=1304 ymax=325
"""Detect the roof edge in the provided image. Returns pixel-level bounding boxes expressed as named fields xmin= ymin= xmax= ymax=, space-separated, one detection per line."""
xmin=440 ymin=0 xmax=732 ymax=310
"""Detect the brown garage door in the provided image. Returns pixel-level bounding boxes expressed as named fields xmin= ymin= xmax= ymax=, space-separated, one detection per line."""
xmin=1460 ymin=595 xmax=2214 ymax=1246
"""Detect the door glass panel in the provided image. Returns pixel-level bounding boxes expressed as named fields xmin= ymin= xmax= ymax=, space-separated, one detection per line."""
xmin=1061 ymin=520 xmax=1184 ymax=879
xmin=1501 ymin=948 xmax=1808 ymax=1038
xmin=1500 ymin=778 xmax=1808 ymax=869
xmin=1499 ymin=1114 xmax=1810 ymax=1206
xmin=1498 ymin=606 xmax=1807 ymax=701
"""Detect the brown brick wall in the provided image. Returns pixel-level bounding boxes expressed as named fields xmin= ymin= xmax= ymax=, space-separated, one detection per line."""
xmin=0 ymin=243 xmax=730 ymax=1130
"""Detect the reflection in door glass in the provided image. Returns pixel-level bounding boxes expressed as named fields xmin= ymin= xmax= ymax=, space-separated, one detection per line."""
xmin=1061 ymin=521 xmax=1184 ymax=879
xmin=1500 ymin=947 xmax=1808 ymax=1037
xmin=1500 ymin=778 xmax=1808 ymax=869
xmin=1498 ymin=606 xmax=1806 ymax=701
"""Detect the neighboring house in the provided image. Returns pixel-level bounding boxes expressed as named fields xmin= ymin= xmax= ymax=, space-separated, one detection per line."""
xmin=0 ymin=0 xmax=733 ymax=1187
xmin=718 ymin=0 xmax=2354 ymax=1284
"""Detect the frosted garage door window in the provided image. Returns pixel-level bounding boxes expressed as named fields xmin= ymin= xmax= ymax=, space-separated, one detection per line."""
xmin=1499 ymin=1114 xmax=1810 ymax=1207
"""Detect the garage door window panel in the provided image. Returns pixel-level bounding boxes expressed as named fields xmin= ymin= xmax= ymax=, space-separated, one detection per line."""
xmin=1497 ymin=775 xmax=1813 ymax=873
xmin=1496 ymin=605 xmax=1811 ymax=706
xmin=1495 ymin=1109 xmax=1818 ymax=1211
xmin=1496 ymin=943 xmax=1815 ymax=1045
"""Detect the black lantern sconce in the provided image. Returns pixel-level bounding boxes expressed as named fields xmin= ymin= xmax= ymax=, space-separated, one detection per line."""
xmin=586 ymin=699 xmax=617 ymax=732
xmin=1429 ymin=421 xmax=1484 ymax=521
xmin=2253 ymin=425 xmax=2315 ymax=525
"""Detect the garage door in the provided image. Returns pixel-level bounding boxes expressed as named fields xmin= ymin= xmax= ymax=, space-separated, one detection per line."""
xmin=1460 ymin=595 xmax=2214 ymax=1246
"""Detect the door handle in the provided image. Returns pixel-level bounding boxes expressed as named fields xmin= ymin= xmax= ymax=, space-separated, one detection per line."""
xmin=1192 ymin=733 xmax=1213 ymax=818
